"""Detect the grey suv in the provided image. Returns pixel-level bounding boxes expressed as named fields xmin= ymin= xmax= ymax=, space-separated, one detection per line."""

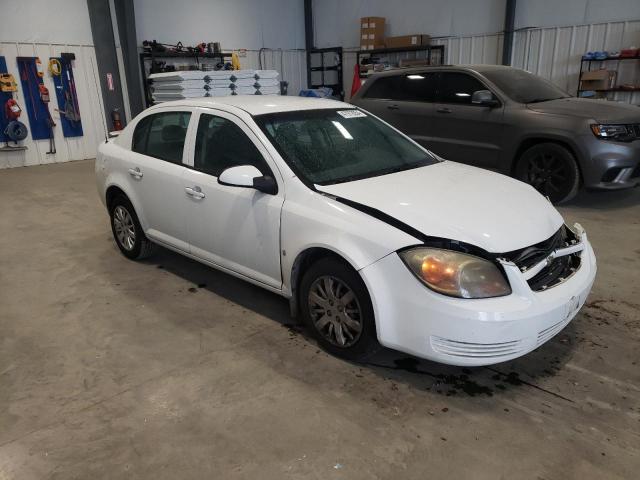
xmin=351 ymin=65 xmax=640 ymax=203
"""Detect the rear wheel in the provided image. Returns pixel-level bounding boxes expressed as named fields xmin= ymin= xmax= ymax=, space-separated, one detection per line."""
xmin=299 ymin=257 xmax=380 ymax=361
xmin=515 ymin=143 xmax=580 ymax=204
xmin=109 ymin=194 xmax=154 ymax=260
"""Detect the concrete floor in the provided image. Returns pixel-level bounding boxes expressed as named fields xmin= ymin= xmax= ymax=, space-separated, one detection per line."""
xmin=0 ymin=159 xmax=638 ymax=479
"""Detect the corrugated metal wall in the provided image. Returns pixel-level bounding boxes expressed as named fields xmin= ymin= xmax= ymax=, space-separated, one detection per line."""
xmin=343 ymin=33 xmax=504 ymax=101
xmin=0 ymin=42 xmax=108 ymax=169
xmin=344 ymin=20 xmax=640 ymax=104
xmin=511 ymin=20 xmax=640 ymax=104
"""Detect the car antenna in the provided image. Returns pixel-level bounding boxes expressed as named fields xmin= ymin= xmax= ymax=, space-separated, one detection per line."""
xmin=88 ymin=56 xmax=109 ymax=143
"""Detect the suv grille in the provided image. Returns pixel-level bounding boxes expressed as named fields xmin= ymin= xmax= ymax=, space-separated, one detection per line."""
xmin=503 ymin=226 xmax=582 ymax=292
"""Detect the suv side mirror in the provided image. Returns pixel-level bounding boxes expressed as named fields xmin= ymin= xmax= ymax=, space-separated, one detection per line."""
xmin=218 ymin=165 xmax=278 ymax=195
xmin=471 ymin=89 xmax=499 ymax=107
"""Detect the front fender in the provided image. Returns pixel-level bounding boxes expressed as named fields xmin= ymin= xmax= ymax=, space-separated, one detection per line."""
xmin=280 ymin=189 xmax=419 ymax=295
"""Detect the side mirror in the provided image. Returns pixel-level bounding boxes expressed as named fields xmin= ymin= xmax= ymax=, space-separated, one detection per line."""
xmin=471 ymin=89 xmax=499 ymax=107
xmin=218 ymin=165 xmax=278 ymax=195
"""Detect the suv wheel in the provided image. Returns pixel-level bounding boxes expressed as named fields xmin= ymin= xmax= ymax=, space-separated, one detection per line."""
xmin=515 ymin=143 xmax=580 ymax=204
xmin=109 ymin=194 xmax=154 ymax=260
xmin=299 ymin=257 xmax=380 ymax=361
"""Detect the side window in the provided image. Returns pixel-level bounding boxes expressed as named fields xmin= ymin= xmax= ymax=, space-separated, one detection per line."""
xmin=363 ymin=74 xmax=436 ymax=102
xmin=132 ymin=116 xmax=151 ymax=153
xmin=194 ymin=114 xmax=268 ymax=177
xmin=402 ymin=73 xmax=436 ymax=102
xmin=438 ymin=73 xmax=488 ymax=104
xmin=132 ymin=111 xmax=191 ymax=164
xmin=363 ymin=76 xmax=404 ymax=100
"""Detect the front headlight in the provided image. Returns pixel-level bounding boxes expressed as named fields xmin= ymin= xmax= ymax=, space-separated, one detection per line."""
xmin=590 ymin=124 xmax=632 ymax=140
xmin=399 ymin=248 xmax=511 ymax=299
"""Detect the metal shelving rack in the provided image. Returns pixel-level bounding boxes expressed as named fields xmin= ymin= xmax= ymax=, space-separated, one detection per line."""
xmin=139 ymin=50 xmax=233 ymax=107
xmin=576 ymin=55 xmax=640 ymax=97
xmin=307 ymin=47 xmax=344 ymax=100
xmin=356 ymin=44 xmax=446 ymax=78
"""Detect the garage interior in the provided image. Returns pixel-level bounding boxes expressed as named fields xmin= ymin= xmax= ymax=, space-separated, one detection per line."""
xmin=1 ymin=1 xmax=639 ymax=479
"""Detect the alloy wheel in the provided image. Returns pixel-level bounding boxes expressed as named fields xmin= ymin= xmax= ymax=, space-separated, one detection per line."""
xmin=308 ymin=275 xmax=363 ymax=348
xmin=525 ymin=152 xmax=571 ymax=199
xmin=113 ymin=205 xmax=136 ymax=251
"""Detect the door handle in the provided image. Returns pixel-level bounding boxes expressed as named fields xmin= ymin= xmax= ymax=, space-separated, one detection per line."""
xmin=387 ymin=104 xmax=400 ymax=110
xmin=185 ymin=186 xmax=205 ymax=199
xmin=436 ymin=107 xmax=452 ymax=114
xmin=128 ymin=167 xmax=143 ymax=179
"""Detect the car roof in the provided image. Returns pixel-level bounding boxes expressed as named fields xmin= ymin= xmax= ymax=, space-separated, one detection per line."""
xmin=369 ymin=64 xmax=515 ymax=77
xmin=148 ymin=95 xmax=351 ymax=116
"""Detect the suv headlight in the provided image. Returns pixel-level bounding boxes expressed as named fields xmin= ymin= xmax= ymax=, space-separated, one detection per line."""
xmin=399 ymin=248 xmax=511 ymax=299
xmin=590 ymin=124 xmax=632 ymax=140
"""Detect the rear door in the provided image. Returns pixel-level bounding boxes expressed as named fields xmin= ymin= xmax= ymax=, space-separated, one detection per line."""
xmin=126 ymin=109 xmax=192 ymax=251
xmin=354 ymin=72 xmax=437 ymax=146
xmin=430 ymin=72 xmax=505 ymax=168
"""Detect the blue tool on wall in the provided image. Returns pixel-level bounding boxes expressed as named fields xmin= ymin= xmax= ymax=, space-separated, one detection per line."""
xmin=0 ymin=56 xmax=28 ymax=150
xmin=16 ymin=57 xmax=55 ymax=148
xmin=49 ymin=53 xmax=83 ymax=138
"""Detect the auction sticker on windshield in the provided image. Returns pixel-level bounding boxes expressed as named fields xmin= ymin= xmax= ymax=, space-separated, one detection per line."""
xmin=337 ymin=110 xmax=367 ymax=119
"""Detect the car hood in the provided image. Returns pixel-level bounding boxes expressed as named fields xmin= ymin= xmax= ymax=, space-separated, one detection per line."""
xmin=526 ymin=97 xmax=640 ymax=123
xmin=315 ymin=161 xmax=564 ymax=253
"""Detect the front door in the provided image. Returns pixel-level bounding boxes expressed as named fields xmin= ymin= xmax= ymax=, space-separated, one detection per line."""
xmin=182 ymin=110 xmax=284 ymax=289
xmin=429 ymin=72 xmax=505 ymax=169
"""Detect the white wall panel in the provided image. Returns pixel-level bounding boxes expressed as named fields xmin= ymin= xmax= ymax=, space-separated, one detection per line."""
xmin=134 ymin=0 xmax=305 ymax=50
xmin=0 ymin=42 xmax=108 ymax=169
xmin=512 ymin=20 xmax=640 ymax=105
xmin=0 ymin=0 xmax=93 ymax=45
xmin=515 ymin=0 xmax=640 ymax=30
xmin=313 ymin=0 xmax=506 ymax=49
xmin=342 ymin=33 xmax=503 ymax=101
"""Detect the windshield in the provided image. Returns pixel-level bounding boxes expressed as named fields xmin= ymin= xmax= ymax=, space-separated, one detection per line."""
xmin=255 ymin=108 xmax=438 ymax=185
xmin=482 ymin=68 xmax=570 ymax=103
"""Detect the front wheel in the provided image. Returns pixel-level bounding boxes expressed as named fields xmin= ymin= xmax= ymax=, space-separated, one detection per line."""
xmin=299 ymin=257 xmax=380 ymax=361
xmin=515 ymin=143 xmax=580 ymax=204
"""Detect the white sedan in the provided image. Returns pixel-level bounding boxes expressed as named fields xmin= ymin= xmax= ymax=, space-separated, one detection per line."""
xmin=95 ymin=96 xmax=596 ymax=366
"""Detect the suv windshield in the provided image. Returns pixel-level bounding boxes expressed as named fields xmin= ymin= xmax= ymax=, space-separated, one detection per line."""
xmin=482 ymin=68 xmax=570 ymax=103
xmin=255 ymin=108 xmax=438 ymax=185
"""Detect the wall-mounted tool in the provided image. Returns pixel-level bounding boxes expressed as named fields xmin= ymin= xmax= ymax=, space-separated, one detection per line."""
xmin=16 ymin=56 xmax=56 ymax=142
xmin=49 ymin=53 xmax=83 ymax=138
xmin=0 ymin=73 xmax=18 ymax=92
xmin=0 ymin=55 xmax=28 ymax=149
xmin=3 ymin=98 xmax=28 ymax=146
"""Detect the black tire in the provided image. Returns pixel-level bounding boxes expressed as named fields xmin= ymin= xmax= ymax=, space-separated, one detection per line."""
xmin=109 ymin=194 xmax=154 ymax=260
xmin=515 ymin=143 xmax=580 ymax=204
xmin=299 ymin=257 xmax=380 ymax=361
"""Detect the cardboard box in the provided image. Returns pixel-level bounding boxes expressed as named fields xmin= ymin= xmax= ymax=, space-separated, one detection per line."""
xmin=360 ymin=44 xmax=385 ymax=51
xmin=385 ymin=34 xmax=431 ymax=48
xmin=360 ymin=16 xmax=385 ymax=50
xmin=360 ymin=16 xmax=385 ymax=30
xmin=580 ymin=70 xmax=616 ymax=91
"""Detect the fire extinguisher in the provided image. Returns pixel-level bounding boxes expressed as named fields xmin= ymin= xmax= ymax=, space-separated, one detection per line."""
xmin=5 ymin=98 xmax=22 ymax=120
xmin=111 ymin=108 xmax=123 ymax=131
xmin=38 ymin=84 xmax=50 ymax=103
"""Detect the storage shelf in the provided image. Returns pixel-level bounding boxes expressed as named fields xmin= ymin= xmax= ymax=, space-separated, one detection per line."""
xmin=581 ymin=56 xmax=640 ymax=62
xmin=578 ymin=88 xmax=640 ymax=93
xmin=141 ymin=51 xmax=232 ymax=59
xmin=356 ymin=44 xmax=446 ymax=79
xmin=357 ymin=45 xmax=442 ymax=56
